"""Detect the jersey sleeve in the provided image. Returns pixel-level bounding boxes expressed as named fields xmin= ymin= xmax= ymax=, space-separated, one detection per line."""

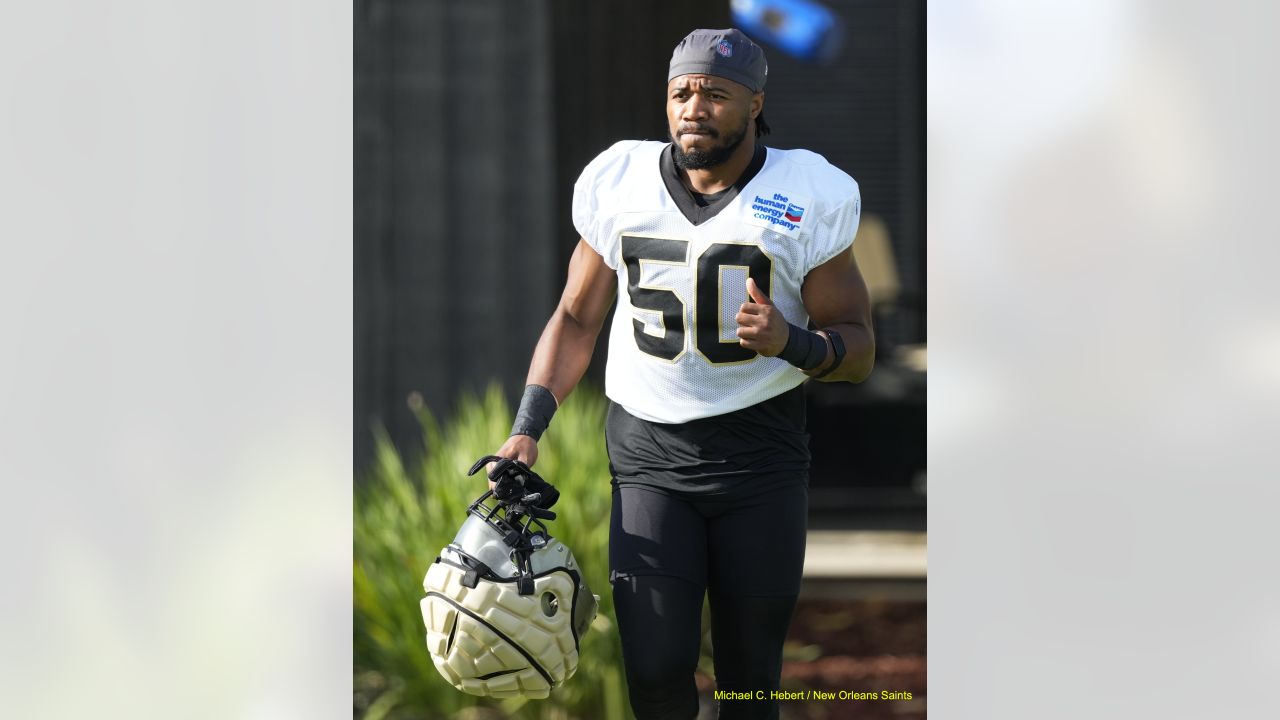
xmin=804 ymin=182 xmax=861 ymax=275
xmin=572 ymin=141 xmax=637 ymax=270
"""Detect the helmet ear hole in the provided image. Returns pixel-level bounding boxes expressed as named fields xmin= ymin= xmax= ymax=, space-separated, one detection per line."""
xmin=540 ymin=592 xmax=559 ymax=617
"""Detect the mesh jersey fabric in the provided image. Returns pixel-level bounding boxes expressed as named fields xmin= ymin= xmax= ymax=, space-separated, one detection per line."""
xmin=572 ymin=140 xmax=861 ymax=424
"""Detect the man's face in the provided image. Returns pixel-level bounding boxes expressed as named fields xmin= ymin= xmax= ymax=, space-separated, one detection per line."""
xmin=666 ymin=74 xmax=760 ymax=171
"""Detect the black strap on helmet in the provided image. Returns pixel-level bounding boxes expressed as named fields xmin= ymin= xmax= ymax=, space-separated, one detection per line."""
xmin=467 ymin=455 xmax=561 ymax=513
xmin=466 ymin=455 xmax=563 ymax=595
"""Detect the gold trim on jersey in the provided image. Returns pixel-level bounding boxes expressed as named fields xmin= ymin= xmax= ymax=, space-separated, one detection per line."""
xmin=691 ymin=240 xmax=778 ymax=367
xmin=619 ymin=232 xmax=691 ymax=365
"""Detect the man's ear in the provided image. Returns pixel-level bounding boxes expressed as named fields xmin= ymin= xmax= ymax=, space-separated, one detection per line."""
xmin=751 ymin=92 xmax=765 ymax=119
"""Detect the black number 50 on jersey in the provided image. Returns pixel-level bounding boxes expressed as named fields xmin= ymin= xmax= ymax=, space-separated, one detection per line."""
xmin=620 ymin=235 xmax=772 ymax=364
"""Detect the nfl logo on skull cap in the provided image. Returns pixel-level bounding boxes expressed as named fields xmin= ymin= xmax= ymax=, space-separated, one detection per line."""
xmin=717 ymin=39 xmax=733 ymax=57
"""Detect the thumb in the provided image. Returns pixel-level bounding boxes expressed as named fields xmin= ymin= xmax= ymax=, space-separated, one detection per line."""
xmin=746 ymin=277 xmax=773 ymax=306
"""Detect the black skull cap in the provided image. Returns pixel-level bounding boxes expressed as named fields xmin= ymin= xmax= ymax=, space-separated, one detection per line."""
xmin=668 ymin=28 xmax=768 ymax=93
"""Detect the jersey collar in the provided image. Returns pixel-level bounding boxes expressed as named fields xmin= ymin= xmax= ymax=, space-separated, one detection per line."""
xmin=659 ymin=143 xmax=767 ymax=227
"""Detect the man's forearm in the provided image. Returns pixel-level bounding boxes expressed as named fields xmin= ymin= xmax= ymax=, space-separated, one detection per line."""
xmin=525 ymin=307 xmax=605 ymax=403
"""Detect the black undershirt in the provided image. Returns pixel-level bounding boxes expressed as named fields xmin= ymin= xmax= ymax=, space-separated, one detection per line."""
xmin=689 ymin=187 xmax=730 ymax=207
xmin=605 ymin=385 xmax=810 ymax=497
xmin=660 ymin=143 xmax=767 ymax=226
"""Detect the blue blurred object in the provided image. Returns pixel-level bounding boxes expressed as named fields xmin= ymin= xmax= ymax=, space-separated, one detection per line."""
xmin=731 ymin=0 xmax=845 ymax=63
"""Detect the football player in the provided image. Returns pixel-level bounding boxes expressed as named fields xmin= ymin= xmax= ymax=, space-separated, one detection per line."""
xmin=489 ymin=28 xmax=873 ymax=719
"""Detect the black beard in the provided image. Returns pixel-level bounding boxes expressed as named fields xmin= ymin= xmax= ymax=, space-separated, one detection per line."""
xmin=671 ymin=117 xmax=749 ymax=171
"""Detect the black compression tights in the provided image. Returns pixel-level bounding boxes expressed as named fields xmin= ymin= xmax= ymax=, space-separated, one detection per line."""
xmin=614 ymin=576 xmax=799 ymax=719
xmin=609 ymin=482 xmax=808 ymax=720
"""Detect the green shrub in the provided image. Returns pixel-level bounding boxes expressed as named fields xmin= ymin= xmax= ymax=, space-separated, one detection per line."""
xmin=354 ymin=385 xmax=630 ymax=720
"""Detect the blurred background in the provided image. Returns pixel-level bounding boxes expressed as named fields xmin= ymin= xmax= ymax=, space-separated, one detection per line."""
xmin=354 ymin=0 xmax=924 ymax=718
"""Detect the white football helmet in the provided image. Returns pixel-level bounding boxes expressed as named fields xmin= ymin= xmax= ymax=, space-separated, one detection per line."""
xmin=421 ymin=457 xmax=599 ymax=698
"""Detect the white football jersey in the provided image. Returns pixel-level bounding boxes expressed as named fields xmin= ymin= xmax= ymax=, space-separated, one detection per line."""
xmin=573 ymin=140 xmax=861 ymax=424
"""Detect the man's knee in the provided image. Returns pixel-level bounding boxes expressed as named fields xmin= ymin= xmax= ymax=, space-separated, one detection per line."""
xmin=620 ymin=637 xmax=700 ymax=719
xmin=612 ymin=573 xmax=704 ymax=719
xmin=627 ymin=654 xmax=694 ymax=694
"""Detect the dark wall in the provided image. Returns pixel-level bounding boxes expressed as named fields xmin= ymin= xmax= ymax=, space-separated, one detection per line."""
xmin=355 ymin=0 xmax=727 ymax=468
xmin=355 ymin=0 xmax=558 ymax=466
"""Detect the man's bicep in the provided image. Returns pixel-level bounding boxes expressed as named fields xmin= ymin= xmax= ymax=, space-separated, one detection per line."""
xmin=800 ymin=245 xmax=871 ymax=328
xmin=560 ymin=238 xmax=617 ymax=329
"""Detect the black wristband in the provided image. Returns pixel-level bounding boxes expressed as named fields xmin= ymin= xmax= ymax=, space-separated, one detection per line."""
xmin=510 ymin=384 xmax=558 ymax=441
xmin=812 ymin=329 xmax=847 ymax=379
xmin=778 ymin=322 xmax=829 ymax=370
